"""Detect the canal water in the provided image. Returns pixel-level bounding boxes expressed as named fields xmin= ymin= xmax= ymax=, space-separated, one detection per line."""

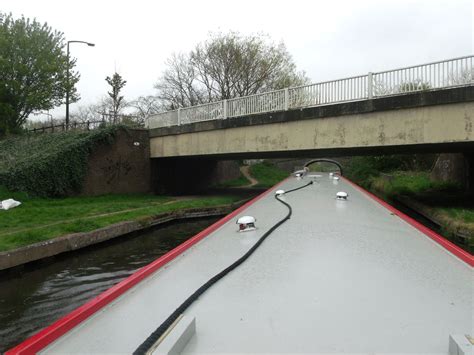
xmin=0 ymin=217 xmax=219 ymax=353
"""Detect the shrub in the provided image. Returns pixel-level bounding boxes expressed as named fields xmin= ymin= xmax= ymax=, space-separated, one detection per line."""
xmin=0 ymin=127 xmax=122 ymax=197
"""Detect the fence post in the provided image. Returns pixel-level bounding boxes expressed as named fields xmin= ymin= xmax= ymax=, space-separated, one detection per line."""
xmin=284 ymin=88 xmax=289 ymax=110
xmin=223 ymin=100 xmax=228 ymax=119
xmin=368 ymin=72 xmax=373 ymax=99
xmin=177 ymin=108 xmax=181 ymax=126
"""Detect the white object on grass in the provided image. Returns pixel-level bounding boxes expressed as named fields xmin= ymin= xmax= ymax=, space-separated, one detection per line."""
xmin=1 ymin=199 xmax=21 ymax=210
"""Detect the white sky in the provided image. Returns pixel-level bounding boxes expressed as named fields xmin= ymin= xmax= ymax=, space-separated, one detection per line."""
xmin=3 ymin=0 xmax=473 ymax=120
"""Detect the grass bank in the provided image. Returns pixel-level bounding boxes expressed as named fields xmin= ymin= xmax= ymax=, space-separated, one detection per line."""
xmin=369 ymin=171 xmax=460 ymax=197
xmin=249 ymin=162 xmax=288 ymax=187
xmin=215 ymin=175 xmax=250 ymax=188
xmin=367 ymin=171 xmax=473 ymax=251
xmin=216 ymin=161 xmax=288 ymax=188
xmin=0 ymin=186 xmax=241 ymax=252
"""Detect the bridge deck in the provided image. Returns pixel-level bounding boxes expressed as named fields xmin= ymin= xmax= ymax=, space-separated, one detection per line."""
xmin=39 ymin=175 xmax=472 ymax=354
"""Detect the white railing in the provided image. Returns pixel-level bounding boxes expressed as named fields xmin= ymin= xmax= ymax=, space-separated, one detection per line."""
xmin=228 ymin=89 xmax=287 ymax=117
xmin=288 ymin=74 xmax=368 ymax=109
xmin=372 ymin=56 xmax=473 ymax=96
xmin=180 ymin=101 xmax=223 ymax=125
xmin=147 ymin=55 xmax=473 ymax=129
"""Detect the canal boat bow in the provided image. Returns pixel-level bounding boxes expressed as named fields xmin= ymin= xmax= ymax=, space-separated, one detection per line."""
xmin=7 ymin=171 xmax=473 ymax=354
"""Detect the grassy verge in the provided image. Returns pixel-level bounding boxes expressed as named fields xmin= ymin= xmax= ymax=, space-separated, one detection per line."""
xmin=249 ymin=162 xmax=288 ymax=188
xmin=215 ymin=162 xmax=288 ymax=188
xmin=0 ymin=186 xmax=241 ymax=252
xmin=215 ymin=175 xmax=250 ymax=188
xmin=368 ymin=171 xmax=473 ymax=251
xmin=369 ymin=171 xmax=460 ymax=197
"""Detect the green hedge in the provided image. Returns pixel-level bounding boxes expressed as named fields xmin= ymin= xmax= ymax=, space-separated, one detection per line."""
xmin=0 ymin=127 xmax=121 ymax=197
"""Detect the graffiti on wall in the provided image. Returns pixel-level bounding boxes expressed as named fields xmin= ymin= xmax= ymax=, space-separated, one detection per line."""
xmin=101 ymin=156 xmax=132 ymax=185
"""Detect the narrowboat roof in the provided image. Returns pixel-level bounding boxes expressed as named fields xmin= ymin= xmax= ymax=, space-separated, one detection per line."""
xmin=10 ymin=174 xmax=473 ymax=354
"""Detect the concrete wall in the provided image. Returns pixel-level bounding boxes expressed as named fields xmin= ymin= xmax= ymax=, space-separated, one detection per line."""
xmin=82 ymin=129 xmax=151 ymax=195
xmin=149 ymin=87 xmax=474 ymax=159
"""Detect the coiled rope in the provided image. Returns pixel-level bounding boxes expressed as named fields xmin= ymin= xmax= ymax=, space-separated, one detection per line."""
xmin=133 ymin=180 xmax=313 ymax=354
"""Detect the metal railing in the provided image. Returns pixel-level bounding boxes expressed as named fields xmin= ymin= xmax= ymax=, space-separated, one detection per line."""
xmin=28 ymin=120 xmax=107 ymax=133
xmin=148 ymin=55 xmax=473 ymax=129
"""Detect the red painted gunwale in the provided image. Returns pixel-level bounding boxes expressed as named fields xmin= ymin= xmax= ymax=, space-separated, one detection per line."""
xmin=7 ymin=176 xmax=472 ymax=354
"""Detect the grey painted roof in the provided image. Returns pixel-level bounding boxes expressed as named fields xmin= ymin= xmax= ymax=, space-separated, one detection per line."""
xmin=41 ymin=174 xmax=473 ymax=354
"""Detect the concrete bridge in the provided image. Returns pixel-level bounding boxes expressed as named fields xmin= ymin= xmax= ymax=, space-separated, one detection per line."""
xmin=147 ymin=55 xmax=474 ymax=192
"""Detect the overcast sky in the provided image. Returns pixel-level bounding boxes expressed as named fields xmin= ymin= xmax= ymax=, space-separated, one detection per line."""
xmin=3 ymin=0 xmax=473 ymax=120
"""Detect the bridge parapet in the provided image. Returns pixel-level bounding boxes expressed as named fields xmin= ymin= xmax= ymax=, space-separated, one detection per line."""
xmin=148 ymin=55 xmax=473 ymax=129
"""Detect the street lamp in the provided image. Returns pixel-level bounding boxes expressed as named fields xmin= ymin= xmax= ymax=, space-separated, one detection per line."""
xmin=66 ymin=40 xmax=95 ymax=129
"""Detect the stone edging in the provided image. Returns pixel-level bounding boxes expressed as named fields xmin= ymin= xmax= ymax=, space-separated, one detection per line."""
xmin=0 ymin=202 xmax=245 ymax=271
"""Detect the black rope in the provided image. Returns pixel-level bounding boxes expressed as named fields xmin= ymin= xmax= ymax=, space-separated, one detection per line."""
xmin=133 ymin=180 xmax=313 ymax=354
xmin=303 ymin=158 xmax=343 ymax=176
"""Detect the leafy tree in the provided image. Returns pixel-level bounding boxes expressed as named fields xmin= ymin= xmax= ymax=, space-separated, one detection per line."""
xmin=105 ymin=72 xmax=127 ymax=123
xmin=0 ymin=13 xmax=79 ymax=135
xmin=155 ymin=32 xmax=308 ymax=109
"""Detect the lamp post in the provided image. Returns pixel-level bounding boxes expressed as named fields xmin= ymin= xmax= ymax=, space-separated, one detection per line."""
xmin=66 ymin=40 xmax=95 ymax=129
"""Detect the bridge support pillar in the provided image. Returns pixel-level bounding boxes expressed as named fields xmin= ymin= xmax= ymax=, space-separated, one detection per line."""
xmin=465 ymin=153 xmax=474 ymax=192
xmin=431 ymin=153 xmax=474 ymax=191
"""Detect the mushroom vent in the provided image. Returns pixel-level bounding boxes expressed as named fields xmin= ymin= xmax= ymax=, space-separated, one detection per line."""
xmin=275 ymin=189 xmax=285 ymax=196
xmin=336 ymin=191 xmax=348 ymax=200
xmin=237 ymin=216 xmax=256 ymax=232
xmin=293 ymin=167 xmax=309 ymax=178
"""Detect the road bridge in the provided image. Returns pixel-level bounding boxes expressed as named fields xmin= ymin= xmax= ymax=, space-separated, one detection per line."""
xmin=147 ymin=56 xmax=474 ymax=192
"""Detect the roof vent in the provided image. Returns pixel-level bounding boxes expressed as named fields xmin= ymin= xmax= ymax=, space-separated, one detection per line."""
xmin=236 ymin=216 xmax=256 ymax=232
xmin=336 ymin=191 xmax=348 ymax=200
xmin=293 ymin=167 xmax=309 ymax=178
xmin=275 ymin=189 xmax=285 ymax=196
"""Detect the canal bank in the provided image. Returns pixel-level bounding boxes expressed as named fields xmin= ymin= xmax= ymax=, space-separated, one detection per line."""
xmin=0 ymin=200 xmax=248 ymax=272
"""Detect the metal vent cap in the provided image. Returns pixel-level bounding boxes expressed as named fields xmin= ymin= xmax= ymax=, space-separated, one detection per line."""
xmin=336 ymin=191 xmax=348 ymax=200
xmin=237 ymin=216 xmax=256 ymax=232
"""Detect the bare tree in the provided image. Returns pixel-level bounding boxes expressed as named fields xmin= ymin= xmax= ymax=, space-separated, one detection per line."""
xmin=155 ymin=32 xmax=308 ymax=109
xmin=129 ymin=95 xmax=162 ymax=125
xmin=449 ymin=68 xmax=473 ymax=86
xmin=156 ymin=53 xmax=203 ymax=108
xmin=71 ymin=103 xmax=104 ymax=123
